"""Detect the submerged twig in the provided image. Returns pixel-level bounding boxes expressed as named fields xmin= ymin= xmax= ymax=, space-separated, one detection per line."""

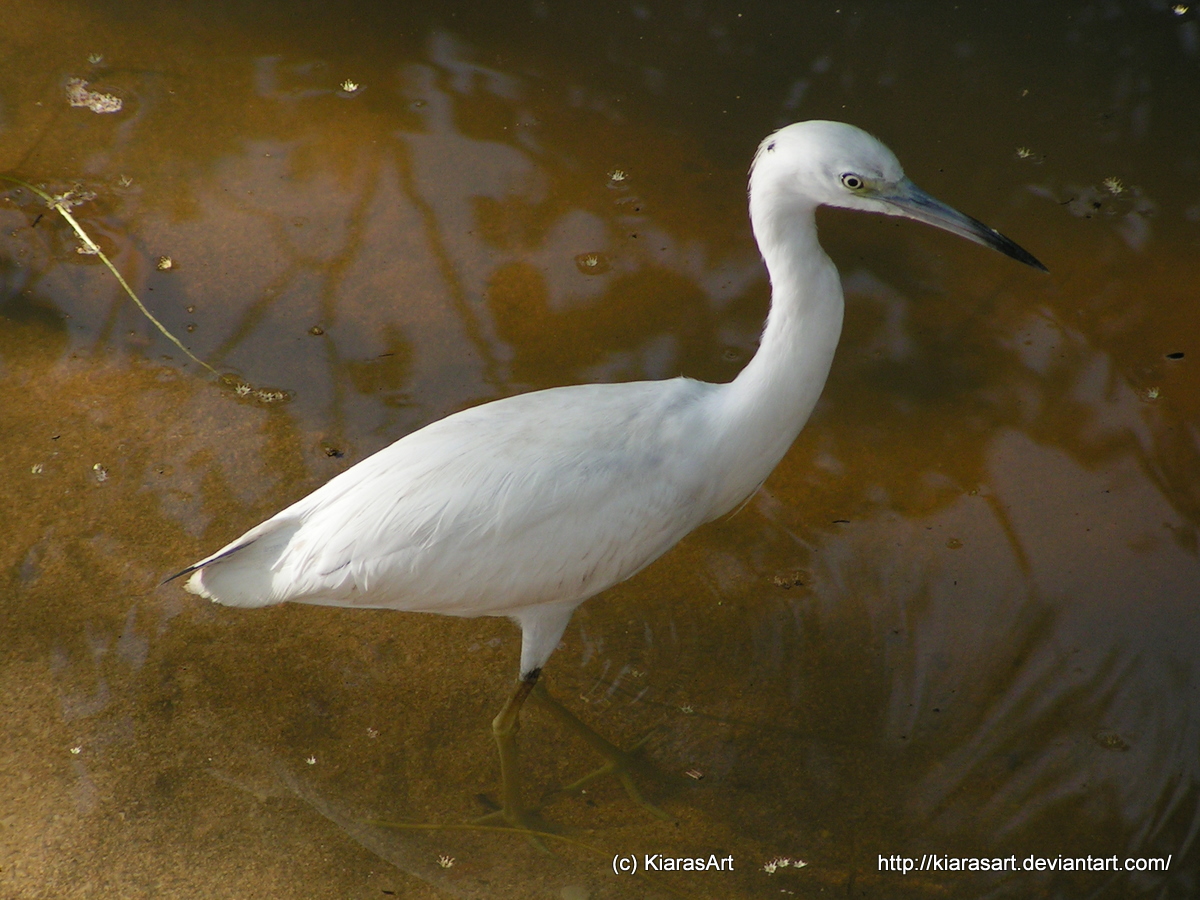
xmin=0 ymin=173 xmax=220 ymax=378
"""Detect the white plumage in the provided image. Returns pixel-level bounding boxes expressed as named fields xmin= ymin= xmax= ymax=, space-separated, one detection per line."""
xmin=186 ymin=381 xmax=723 ymax=667
xmin=173 ymin=121 xmax=1042 ymax=821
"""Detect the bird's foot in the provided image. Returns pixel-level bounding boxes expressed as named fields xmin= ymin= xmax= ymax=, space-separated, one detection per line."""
xmin=530 ymin=683 xmax=673 ymax=821
xmin=539 ymin=728 xmax=672 ymax=820
xmin=472 ymin=796 xmax=553 ymax=831
xmin=471 ymin=795 xmax=557 ymax=854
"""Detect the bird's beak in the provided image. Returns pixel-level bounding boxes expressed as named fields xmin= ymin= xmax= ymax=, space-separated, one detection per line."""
xmin=881 ymin=178 xmax=1048 ymax=272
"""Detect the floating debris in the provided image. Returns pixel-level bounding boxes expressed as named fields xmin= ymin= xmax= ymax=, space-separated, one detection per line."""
xmin=156 ymin=255 xmax=173 ymax=271
xmin=574 ymin=252 xmax=611 ymax=275
xmin=763 ymin=859 xmax=811 ymax=873
xmin=763 ymin=857 xmax=808 ymax=874
xmin=771 ymin=571 xmax=806 ymax=589
xmin=66 ymin=77 xmax=122 ymax=114
xmin=117 ymin=174 xmax=133 ymax=188
xmin=52 ymin=187 xmax=97 ymax=210
xmin=92 ymin=463 xmax=109 ymax=483
xmin=309 ymin=325 xmax=325 ymax=335
xmin=685 ymin=768 xmax=704 ymax=780
xmin=225 ymin=375 xmax=289 ymax=404
xmin=1093 ymin=730 xmax=1131 ymax=752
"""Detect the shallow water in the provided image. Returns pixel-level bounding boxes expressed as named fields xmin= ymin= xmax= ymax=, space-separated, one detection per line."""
xmin=2 ymin=1 xmax=1198 ymax=897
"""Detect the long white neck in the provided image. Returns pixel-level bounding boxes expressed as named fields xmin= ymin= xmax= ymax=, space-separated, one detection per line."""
xmin=705 ymin=198 xmax=845 ymax=516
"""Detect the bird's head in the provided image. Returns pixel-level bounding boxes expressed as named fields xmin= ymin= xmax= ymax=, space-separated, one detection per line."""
xmin=750 ymin=120 xmax=1047 ymax=271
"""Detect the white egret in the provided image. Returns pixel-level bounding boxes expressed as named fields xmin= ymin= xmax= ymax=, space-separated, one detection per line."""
xmin=169 ymin=120 xmax=1044 ymax=826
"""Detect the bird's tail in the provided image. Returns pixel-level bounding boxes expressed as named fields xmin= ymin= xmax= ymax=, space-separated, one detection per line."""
xmin=164 ymin=519 xmax=303 ymax=608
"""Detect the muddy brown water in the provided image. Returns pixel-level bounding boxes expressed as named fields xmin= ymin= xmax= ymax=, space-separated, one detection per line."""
xmin=2 ymin=1 xmax=1198 ymax=897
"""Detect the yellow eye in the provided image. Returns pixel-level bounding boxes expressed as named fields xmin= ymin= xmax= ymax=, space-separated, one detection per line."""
xmin=840 ymin=173 xmax=865 ymax=190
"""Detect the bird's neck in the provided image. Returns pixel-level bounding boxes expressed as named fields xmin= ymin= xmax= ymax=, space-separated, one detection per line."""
xmin=706 ymin=205 xmax=845 ymax=515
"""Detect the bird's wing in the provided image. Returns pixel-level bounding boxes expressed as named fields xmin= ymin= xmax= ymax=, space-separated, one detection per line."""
xmin=189 ymin=379 xmax=720 ymax=615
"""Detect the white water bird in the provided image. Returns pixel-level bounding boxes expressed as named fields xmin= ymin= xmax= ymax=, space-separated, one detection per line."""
xmin=170 ymin=120 xmax=1044 ymax=825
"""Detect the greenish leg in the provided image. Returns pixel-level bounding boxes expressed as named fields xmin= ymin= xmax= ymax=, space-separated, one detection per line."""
xmin=474 ymin=672 xmax=554 ymax=847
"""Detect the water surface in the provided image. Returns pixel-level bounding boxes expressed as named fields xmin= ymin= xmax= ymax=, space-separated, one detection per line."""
xmin=2 ymin=1 xmax=1198 ymax=897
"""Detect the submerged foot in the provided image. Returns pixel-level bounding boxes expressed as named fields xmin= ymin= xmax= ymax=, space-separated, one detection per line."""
xmin=475 ymin=674 xmax=672 ymax=849
xmin=530 ymin=682 xmax=673 ymax=820
xmin=472 ymin=795 xmax=556 ymax=835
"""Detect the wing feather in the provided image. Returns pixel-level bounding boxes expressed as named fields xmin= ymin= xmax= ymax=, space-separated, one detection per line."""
xmin=188 ymin=378 xmax=721 ymax=617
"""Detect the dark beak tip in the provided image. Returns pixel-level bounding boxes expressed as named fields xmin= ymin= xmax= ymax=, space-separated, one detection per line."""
xmin=1024 ymin=253 xmax=1050 ymax=274
xmin=990 ymin=228 xmax=1047 ymax=273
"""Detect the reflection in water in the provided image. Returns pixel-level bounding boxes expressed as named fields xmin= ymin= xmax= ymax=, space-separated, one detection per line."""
xmin=2 ymin=1 xmax=1199 ymax=897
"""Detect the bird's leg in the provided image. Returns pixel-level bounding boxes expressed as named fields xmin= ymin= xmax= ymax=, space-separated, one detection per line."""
xmin=530 ymin=681 xmax=672 ymax=820
xmin=474 ymin=669 xmax=553 ymax=839
xmin=492 ymin=671 xmax=536 ymax=819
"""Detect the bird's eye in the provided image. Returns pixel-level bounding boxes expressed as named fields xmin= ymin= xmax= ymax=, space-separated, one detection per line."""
xmin=840 ymin=173 xmax=865 ymax=190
